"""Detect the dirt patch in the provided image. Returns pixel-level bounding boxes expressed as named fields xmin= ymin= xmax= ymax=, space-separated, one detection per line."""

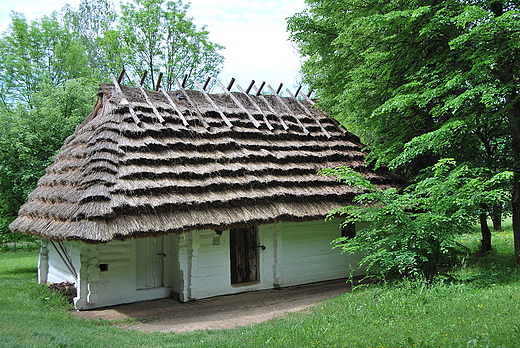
xmin=72 ymin=279 xmax=362 ymax=333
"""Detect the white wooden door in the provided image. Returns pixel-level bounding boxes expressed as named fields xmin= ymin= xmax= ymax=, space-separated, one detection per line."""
xmin=136 ymin=237 xmax=164 ymax=289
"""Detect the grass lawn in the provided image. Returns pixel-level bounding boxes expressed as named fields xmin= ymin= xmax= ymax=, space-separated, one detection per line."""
xmin=1 ymin=229 xmax=520 ymax=348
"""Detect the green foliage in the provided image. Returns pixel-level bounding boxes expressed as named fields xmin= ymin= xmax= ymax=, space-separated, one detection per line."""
xmin=0 ymin=79 xmax=98 ymax=245
xmin=0 ymin=12 xmax=94 ymax=106
xmin=100 ymin=0 xmax=225 ymax=89
xmin=288 ymin=1 xmax=515 ymax=177
xmin=321 ymin=160 xmax=513 ymax=280
xmin=288 ymin=0 xmax=520 ymax=256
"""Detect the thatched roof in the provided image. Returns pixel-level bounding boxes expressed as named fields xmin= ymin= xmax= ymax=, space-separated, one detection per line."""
xmin=9 ymin=83 xmax=403 ymax=243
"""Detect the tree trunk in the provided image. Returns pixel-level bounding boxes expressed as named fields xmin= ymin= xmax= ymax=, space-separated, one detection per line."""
xmin=480 ymin=213 xmax=492 ymax=252
xmin=492 ymin=205 xmax=502 ymax=231
xmin=490 ymin=0 xmax=520 ymax=265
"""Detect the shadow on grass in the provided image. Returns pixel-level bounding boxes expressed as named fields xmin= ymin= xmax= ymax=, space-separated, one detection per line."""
xmin=455 ymin=250 xmax=520 ymax=287
xmin=2 ymin=267 xmax=37 ymax=276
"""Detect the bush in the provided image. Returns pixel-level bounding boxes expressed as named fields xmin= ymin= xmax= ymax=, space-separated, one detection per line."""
xmin=321 ymin=159 xmax=512 ymax=280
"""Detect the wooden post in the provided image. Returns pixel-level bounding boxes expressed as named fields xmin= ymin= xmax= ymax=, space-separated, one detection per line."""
xmin=255 ymin=82 xmax=266 ymax=96
xmin=140 ymin=71 xmax=148 ymax=86
xmin=294 ymin=86 xmax=302 ymax=98
xmin=226 ymin=77 xmax=235 ymax=91
xmin=155 ymin=72 xmax=163 ymax=91
xmin=202 ymin=76 xmax=211 ymax=91
xmin=276 ymin=83 xmax=283 ymax=95
xmin=117 ymin=69 xmax=125 ymax=84
xmin=245 ymin=80 xmax=255 ymax=94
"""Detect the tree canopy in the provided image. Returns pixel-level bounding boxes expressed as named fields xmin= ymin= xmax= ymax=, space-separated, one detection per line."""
xmin=288 ymin=0 xmax=520 ymax=261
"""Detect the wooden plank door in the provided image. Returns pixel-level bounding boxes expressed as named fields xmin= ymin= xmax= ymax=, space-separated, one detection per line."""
xmin=136 ymin=237 xmax=164 ymax=289
xmin=230 ymin=227 xmax=259 ymax=285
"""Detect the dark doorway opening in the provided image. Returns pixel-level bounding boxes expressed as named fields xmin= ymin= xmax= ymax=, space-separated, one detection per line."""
xmin=230 ymin=226 xmax=259 ymax=285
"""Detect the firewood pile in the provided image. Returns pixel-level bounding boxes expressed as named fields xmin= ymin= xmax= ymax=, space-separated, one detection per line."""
xmin=47 ymin=282 xmax=76 ymax=303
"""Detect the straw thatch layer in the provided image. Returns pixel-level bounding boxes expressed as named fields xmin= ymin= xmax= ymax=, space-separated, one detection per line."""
xmin=10 ymin=84 xmax=403 ymax=243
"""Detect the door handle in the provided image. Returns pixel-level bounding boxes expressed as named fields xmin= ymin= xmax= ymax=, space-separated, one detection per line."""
xmin=157 ymin=253 xmax=166 ymax=257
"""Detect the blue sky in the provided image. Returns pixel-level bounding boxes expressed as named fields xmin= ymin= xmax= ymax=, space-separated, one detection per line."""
xmin=0 ymin=0 xmax=305 ymax=93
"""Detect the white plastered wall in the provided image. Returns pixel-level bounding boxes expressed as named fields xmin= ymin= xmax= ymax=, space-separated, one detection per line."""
xmin=72 ymin=236 xmax=174 ymax=310
xmin=40 ymin=218 xmax=365 ymax=309
xmin=177 ymin=219 xmax=364 ymax=301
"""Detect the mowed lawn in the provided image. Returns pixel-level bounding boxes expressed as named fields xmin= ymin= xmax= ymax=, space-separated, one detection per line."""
xmin=1 ymin=230 xmax=520 ymax=348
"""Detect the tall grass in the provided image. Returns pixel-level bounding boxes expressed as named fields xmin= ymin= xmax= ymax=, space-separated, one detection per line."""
xmin=1 ymin=229 xmax=519 ymax=348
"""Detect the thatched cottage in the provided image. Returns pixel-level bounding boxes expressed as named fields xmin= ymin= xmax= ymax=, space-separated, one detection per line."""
xmin=10 ymin=78 xmax=401 ymax=310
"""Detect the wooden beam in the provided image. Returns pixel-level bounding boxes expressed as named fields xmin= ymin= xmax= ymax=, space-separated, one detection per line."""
xmin=155 ymin=72 xmax=163 ymax=91
xmin=140 ymin=71 xmax=148 ymax=87
xmin=160 ymin=88 xmax=189 ymax=127
xmin=202 ymin=76 xmax=211 ymax=91
xmin=175 ymin=78 xmax=210 ymax=129
xmin=110 ymin=73 xmax=141 ymax=126
xmin=194 ymin=80 xmax=233 ymax=129
xmin=236 ymin=84 xmax=274 ymax=130
xmin=217 ymin=81 xmax=260 ymax=128
xmin=255 ymin=81 xmax=266 ymax=96
xmin=268 ymin=84 xmax=309 ymax=135
xmin=251 ymin=85 xmax=289 ymax=131
xmin=226 ymin=77 xmax=235 ymax=91
xmin=117 ymin=69 xmax=125 ymax=83
xmin=286 ymin=88 xmax=329 ymax=138
xmin=134 ymin=76 xmax=165 ymax=124
xmin=245 ymin=80 xmax=255 ymax=94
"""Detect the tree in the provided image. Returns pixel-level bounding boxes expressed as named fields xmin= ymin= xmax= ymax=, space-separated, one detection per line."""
xmin=0 ymin=79 xmax=98 ymax=245
xmin=322 ymin=160 xmax=512 ymax=280
xmin=0 ymin=12 xmax=93 ymax=106
xmin=288 ymin=0 xmax=519 ymax=257
xmin=101 ymin=0 xmax=224 ymax=89
xmin=61 ymin=0 xmax=118 ymax=79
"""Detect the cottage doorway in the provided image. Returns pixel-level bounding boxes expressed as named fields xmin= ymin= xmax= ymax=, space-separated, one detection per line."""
xmin=136 ymin=236 xmax=164 ymax=289
xmin=230 ymin=227 xmax=259 ymax=285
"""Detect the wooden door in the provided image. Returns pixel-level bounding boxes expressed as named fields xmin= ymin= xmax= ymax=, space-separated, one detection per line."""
xmin=136 ymin=237 xmax=164 ymax=289
xmin=230 ymin=227 xmax=259 ymax=285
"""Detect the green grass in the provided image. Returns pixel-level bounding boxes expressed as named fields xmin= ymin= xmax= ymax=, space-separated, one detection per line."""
xmin=1 ymin=230 xmax=520 ymax=348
